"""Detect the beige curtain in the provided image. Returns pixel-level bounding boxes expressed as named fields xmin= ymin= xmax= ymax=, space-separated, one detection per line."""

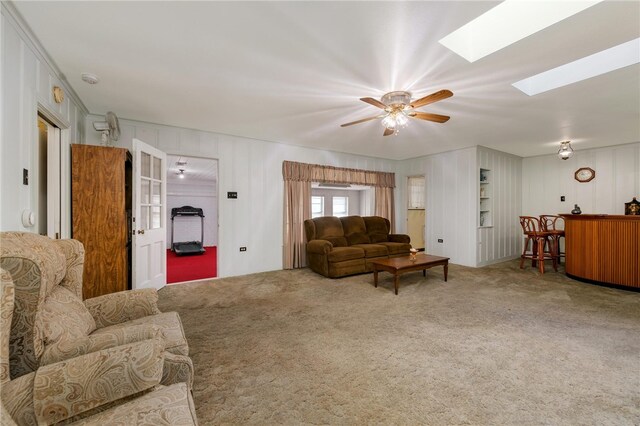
xmin=282 ymin=160 xmax=395 ymax=269
xmin=283 ymin=180 xmax=311 ymax=269
xmin=375 ymin=186 xmax=395 ymax=232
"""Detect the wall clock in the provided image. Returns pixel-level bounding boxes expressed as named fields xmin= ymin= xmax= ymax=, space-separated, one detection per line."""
xmin=574 ymin=167 xmax=595 ymax=183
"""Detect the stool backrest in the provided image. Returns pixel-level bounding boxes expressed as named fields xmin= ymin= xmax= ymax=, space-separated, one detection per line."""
xmin=540 ymin=215 xmax=564 ymax=232
xmin=519 ymin=216 xmax=544 ymax=236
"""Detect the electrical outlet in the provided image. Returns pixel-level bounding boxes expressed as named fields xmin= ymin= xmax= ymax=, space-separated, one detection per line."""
xmin=437 ymin=239 xmax=443 ymax=243
xmin=561 ymin=196 xmax=566 ymax=202
xmin=239 ymin=247 xmax=247 ymax=252
xmin=23 ymin=169 xmax=29 ymax=185
xmin=227 ymin=192 xmax=238 ymax=199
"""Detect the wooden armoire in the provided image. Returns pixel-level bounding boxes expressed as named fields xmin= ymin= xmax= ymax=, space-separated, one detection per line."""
xmin=71 ymin=144 xmax=132 ymax=299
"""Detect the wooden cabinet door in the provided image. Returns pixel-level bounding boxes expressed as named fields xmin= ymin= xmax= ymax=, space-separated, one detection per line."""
xmin=72 ymin=145 xmax=128 ymax=299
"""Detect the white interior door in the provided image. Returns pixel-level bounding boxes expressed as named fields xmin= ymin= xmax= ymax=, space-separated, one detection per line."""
xmin=133 ymin=138 xmax=167 ymax=290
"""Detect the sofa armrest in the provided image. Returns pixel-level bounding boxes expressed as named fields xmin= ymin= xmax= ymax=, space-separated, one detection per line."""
xmin=306 ymin=240 xmax=333 ymax=255
xmin=85 ymin=288 xmax=161 ymax=328
xmin=389 ymin=234 xmax=410 ymax=244
xmin=1 ymin=372 xmax=37 ymax=426
xmin=34 ymin=337 xmax=164 ymax=425
xmin=41 ymin=324 xmax=163 ymax=365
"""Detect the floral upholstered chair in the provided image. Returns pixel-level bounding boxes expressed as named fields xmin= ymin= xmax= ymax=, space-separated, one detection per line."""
xmin=0 ymin=268 xmax=198 ymax=425
xmin=0 ymin=232 xmax=193 ymax=389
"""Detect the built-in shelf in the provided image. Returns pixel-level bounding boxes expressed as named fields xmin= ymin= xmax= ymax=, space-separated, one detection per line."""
xmin=479 ymin=168 xmax=492 ymax=227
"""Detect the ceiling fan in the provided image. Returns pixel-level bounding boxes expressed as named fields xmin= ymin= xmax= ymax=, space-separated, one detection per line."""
xmin=341 ymin=90 xmax=453 ymax=136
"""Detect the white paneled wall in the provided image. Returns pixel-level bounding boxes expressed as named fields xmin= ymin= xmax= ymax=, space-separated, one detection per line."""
xmin=399 ymin=148 xmax=477 ymax=267
xmin=522 ymin=143 xmax=640 ymax=217
xmin=85 ymin=115 xmax=397 ymax=277
xmin=477 ymin=146 xmax=522 ymax=266
xmin=1 ymin=4 xmax=87 ymax=234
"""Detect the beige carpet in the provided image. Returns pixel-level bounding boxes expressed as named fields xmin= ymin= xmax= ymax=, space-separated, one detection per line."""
xmin=158 ymin=260 xmax=640 ymax=425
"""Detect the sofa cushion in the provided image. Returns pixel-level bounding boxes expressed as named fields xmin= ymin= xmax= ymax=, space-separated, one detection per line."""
xmin=327 ymin=247 xmax=364 ymax=263
xmin=340 ymin=216 xmax=371 ymax=245
xmin=350 ymin=244 xmax=388 ymax=258
xmin=379 ymin=242 xmax=411 ymax=255
xmin=313 ymin=217 xmax=348 ymax=247
xmin=363 ymin=216 xmax=391 ymax=243
xmin=92 ymin=311 xmax=189 ymax=356
xmin=41 ymin=286 xmax=96 ymax=348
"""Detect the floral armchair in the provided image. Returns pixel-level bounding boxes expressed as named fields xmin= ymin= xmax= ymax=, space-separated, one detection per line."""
xmin=0 ymin=232 xmax=193 ymax=389
xmin=0 ymin=268 xmax=198 ymax=425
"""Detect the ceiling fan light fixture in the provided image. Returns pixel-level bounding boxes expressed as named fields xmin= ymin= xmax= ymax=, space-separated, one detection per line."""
xmin=557 ymin=141 xmax=574 ymax=160
xmin=178 ymin=169 xmax=186 ymax=178
xmin=381 ymin=115 xmax=397 ymax=129
xmin=395 ymin=112 xmax=409 ymax=127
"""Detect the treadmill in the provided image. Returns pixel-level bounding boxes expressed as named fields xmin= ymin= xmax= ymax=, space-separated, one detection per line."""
xmin=171 ymin=206 xmax=206 ymax=255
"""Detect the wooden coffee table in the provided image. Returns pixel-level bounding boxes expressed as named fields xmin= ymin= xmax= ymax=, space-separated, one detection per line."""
xmin=371 ymin=254 xmax=449 ymax=295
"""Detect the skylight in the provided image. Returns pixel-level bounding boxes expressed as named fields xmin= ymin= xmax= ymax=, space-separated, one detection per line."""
xmin=439 ymin=0 xmax=603 ymax=63
xmin=512 ymin=38 xmax=640 ymax=96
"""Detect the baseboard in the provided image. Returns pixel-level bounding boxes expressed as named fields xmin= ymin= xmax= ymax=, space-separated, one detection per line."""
xmin=475 ymin=255 xmax=520 ymax=268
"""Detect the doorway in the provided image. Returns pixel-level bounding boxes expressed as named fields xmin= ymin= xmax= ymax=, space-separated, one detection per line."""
xmin=407 ymin=175 xmax=425 ymax=250
xmin=165 ymin=155 xmax=218 ymax=284
xmin=36 ymin=115 xmax=61 ymax=238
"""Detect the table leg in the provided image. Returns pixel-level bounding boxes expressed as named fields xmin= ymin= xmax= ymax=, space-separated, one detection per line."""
xmin=423 ymin=269 xmax=426 ymax=277
xmin=394 ymin=274 xmax=399 ymax=295
xmin=373 ymin=269 xmax=378 ymax=288
xmin=444 ymin=263 xmax=448 ymax=282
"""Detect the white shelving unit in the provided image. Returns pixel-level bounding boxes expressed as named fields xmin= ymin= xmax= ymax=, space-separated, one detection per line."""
xmin=479 ymin=168 xmax=492 ymax=227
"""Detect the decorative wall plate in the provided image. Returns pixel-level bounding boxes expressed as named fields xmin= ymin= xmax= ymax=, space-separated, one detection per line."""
xmin=53 ymin=86 xmax=65 ymax=104
xmin=574 ymin=167 xmax=595 ymax=183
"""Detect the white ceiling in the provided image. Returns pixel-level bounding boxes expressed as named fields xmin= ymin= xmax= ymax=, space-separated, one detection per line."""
xmin=167 ymin=155 xmax=217 ymax=184
xmin=14 ymin=1 xmax=640 ymax=160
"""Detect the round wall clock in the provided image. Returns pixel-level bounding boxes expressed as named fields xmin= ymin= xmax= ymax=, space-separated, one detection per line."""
xmin=575 ymin=167 xmax=595 ymax=183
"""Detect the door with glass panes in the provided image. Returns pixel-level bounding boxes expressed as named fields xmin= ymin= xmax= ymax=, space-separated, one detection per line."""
xmin=133 ymin=138 xmax=167 ymax=290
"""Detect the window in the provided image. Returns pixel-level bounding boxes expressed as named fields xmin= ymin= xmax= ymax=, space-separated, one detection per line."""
xmin=407 ymin=176 xmax=425 ymax=209
xmin=332 ymin=196 xmax=348 ymax=217
xmin=311 ymin=196 xmax=324 ymax=218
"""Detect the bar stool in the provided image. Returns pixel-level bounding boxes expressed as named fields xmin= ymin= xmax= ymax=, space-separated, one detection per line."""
xmin=519 ymin=216 xmax=557 ymax=274
xmin=540 ymin=215 xmax=565 ymax=265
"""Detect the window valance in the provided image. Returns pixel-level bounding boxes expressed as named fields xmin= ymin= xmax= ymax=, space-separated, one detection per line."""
xmin=282 ymin=161 xmax=395 ymax=188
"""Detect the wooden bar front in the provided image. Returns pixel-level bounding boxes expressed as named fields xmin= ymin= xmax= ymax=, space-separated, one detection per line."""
xmin=560 ymin=214 xmax=640 ymax=289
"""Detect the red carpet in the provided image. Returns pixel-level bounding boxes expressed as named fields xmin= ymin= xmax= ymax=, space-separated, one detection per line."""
xmin=167 ymin=246 xmax=217 ymax=284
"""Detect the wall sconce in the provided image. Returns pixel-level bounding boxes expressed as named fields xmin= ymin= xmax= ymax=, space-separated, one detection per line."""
xmin=557 ymin=141 xmax=574 ymax=160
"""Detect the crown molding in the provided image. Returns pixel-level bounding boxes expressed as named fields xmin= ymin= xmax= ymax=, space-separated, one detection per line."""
xmin=1 ymin=1 xmax=89 ymax=116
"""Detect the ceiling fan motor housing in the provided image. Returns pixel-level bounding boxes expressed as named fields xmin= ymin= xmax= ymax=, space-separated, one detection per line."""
xmin=381 ymin=91 xmax=412 ymax=109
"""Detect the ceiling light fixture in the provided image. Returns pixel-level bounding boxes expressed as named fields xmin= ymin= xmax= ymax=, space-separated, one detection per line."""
xmin=81 ymin=73 xmax=100 ymax=85
xmin=178 ymin=169 xmax=185 ymax=178
xmin=513 ymin=37 xmax=640 ymax=96
xmin=439 ymin=0 xmax=603 ymax=62
xmin=558 ymin=141 xmax=574 ymax=160
xmin=380 ymin=92 xmax=412 ymax=134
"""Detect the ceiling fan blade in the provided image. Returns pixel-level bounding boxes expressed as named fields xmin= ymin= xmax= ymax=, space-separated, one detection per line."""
xmin=383 ymin=128 xmax=394 ymax=136
xmin=410 ymin=89 xmax=453 ymax=109
xmin=360 ymin=97 xmax=388 ymax=110
xmin=410 ymin=112 xmax=450 ymax=123
xmin=340 ymin=115 xmax=382 ymax=127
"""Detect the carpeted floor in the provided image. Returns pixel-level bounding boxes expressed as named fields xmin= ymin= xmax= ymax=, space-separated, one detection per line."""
xmin=158 ymin=260 xmax=640 ymax=425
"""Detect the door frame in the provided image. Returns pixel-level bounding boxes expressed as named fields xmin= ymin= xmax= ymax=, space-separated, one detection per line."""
xmin=36 ymin=104 xmax=71 ymax=239
xmin=165 ymin=153 xmax=220 ymax=282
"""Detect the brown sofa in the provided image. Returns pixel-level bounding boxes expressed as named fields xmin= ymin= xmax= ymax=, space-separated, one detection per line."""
xmin=304 ymin=216 xmax=411 ymax=278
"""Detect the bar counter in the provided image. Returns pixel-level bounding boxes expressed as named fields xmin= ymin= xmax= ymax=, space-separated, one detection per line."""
xmin=560 ymin=214 xmax=640 ymax=290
